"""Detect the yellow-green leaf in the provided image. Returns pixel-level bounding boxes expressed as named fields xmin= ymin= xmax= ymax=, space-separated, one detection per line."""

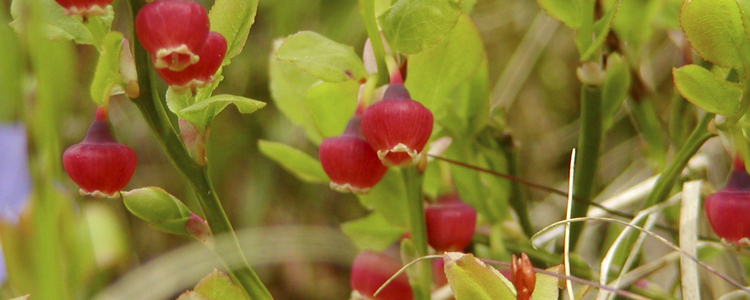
xmin=681 ymin=0 xmax=747 ymax=67
xmin=673 ymin=65 xmax=742 ymax=116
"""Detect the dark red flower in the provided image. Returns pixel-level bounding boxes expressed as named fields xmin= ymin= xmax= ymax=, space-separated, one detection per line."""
xmin=425 ymin=194 xmax=477 ymax=252
xmin=55 ymin=0 xmax=113 ymax=19
xmin=705 ymin=158 xmax=750 ymax=246
xmin=350 ymin=250 xmax=413 ymax=300
xmin=361 ymin=84 xmax=433 ymax=167
xmin=319 ymin=115 xmax=388 ymax=194
xmin=63 ymin=107 xmax=137 ymax=198
xmin=135 ymin=0 xmax=210 ymax=71
xmin=155 ymin=31 xmax=227 ymax=92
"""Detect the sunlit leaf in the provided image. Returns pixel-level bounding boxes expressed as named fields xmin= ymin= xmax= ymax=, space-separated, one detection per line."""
xmin=269 ymin=39 xmax=323 ymax=143
xmin=209 ymin=0 xmax=259 ymax=63
xmin=341 ymin=212 xmax=407 ymax=251
xmin=681 ymin=0 xmax=747 ymax=67
xmin=306 ymin=81 xmax=359 ymax=138
xmin=257 ymin=140 xmax=328 ymax=183
xmin=406 ymin=14 xmax=484 ymax=115
xmin=673 ymin=65 xmax=742 ymax=116
xmin=275 ymin=31 xmax=367 ymax=82
xmin=379 ymin=0 xmax=461 ymax=54
xmin=90 ymin=31 xmax=123 ymax=106
xmin=443 ymin=252 xmax=516 ymax=300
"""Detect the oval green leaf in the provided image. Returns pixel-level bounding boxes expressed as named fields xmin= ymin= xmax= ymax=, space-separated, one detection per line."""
xmin=90 ymin=31 xmax=123 ymax=106
xmin=306 ymin=81 xmax=359 ymax=138
xmin=257 ymin=140 xmax=328 ymax=184
xmin=275 ymin=31 xmax=367 ymax=82
xmin=177 ymin=270 xmax=250 ymax=300
xmin=378 ymin=0 xmax=461 ymax=54
xmin=180 ymin=94 xmax=266 ymax=128
xmin=537 ymin=0 xmax=584 ymax=29
xmin=341 ymin=212 xmax=407 ymax=251
xmin=681 ymin=0 xmax=747 ymax=67
xmin=673 ymin=65 xmax=742 ymax=116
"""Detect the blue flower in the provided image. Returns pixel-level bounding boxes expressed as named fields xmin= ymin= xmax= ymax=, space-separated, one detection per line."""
xmin=0 ymin=124 xmax=31 ymax=224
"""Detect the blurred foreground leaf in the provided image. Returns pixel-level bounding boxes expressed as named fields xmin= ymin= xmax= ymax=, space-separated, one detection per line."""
xmin=275 ymin=31 xmax=367 ymax=82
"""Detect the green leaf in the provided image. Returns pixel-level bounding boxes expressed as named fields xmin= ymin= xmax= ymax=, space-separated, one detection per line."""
xmin=179 ymin=94 xmax=266 ymax=127
xmin=90 ymin=31 xmax=123 ymax=106
xmin=275 ymin=31 xmax=367 ymax=82
xmin=601 ymin=52 xmax=630 ymax=129
xmin=443 ymin=252 xmax=516 ymax=300
xmin=341 ymin=212 xmax=407 ymax=251
xmin=681 ymin=0 xmax=747 ymax=67
xmin=405 ymin=14 xmax=484 ymax=116
xmin=257 ymin=140 xmax=329 ymax=183
xmin=537 ymin=0 xmax=584 ymax=28
xmin=673 ymin=65 xmax=742 ymax=116
xmin=306 ymin=81 xmax=359 ymax=138
xmin=208 ymin=0 xmax=259 ymax=63
xmin=177 ymin=270 xmax=250 ymax=300
xmin=122 ymin=187 xmax=193 ymax=236
xmin=10 ymin=0 xmax=113 ymax=48
xmin=83 ymin=202 xmax=129 ymax=269
xmin=379 ymin=0 xmax=461 ymax=54
xmin=357 ymin=168 xmax=410 ymax=227
xmin=269 ymin=39 xmax=324 ymax=143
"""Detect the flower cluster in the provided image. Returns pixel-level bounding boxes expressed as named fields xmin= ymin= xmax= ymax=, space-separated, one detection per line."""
xmin=135 ymin=0 xmax=226 ymax=92
xmin=319 ymin=83 xmax=433 ymax=194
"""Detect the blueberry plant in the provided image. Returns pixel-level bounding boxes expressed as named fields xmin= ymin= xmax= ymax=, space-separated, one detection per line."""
xmin=6 ymin=0 xmax=750 ymax=299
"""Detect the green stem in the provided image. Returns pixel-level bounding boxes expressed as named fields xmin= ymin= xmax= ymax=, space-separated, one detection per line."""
xmin=642 ymin=112 xmax=715 ymax=208
xmin=127 ymin=1 xmax=271 ymax=299
xmin=401 ymin=167 xmax=431 ymax=300
xmin=358 ymin=0 xmax=389 ymax=85
xmin=499 ymin=135 xmax=534 ymax=237
xmin=569 ymin=84 xmax=602 ymax=249
xmin=610 ymin=112 xmax=715 ymax=270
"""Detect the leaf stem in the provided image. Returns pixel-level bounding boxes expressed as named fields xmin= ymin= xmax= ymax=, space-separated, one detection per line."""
xmin=401 ymin=167 xmax=431 ymax=300
xmin=127 ymin=1 xmax=271 ymax=299
xmin=358 ymin=0 xmax=389 ymax=85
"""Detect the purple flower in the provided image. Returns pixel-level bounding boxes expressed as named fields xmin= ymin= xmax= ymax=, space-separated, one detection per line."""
xmin=0 ymin=124 xmax=31 ymax=224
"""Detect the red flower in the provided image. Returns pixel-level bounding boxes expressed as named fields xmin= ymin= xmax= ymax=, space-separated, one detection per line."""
xmin=361 ymin=84 xmax=433 ymax=167
xmin=319 ymin=115 xmax=388 ymax=194
xmin=135 ymin=0 xmax=210 ymax=71
xmin=705 ymin=158 xmax=750 ymax=246
xmin=425 ymin=194 xmax=477 ymax=252
xmin=155 ymin=32 xmax=227 ymax=92
xmin=63 ymin=107 xmax=137 ymax=198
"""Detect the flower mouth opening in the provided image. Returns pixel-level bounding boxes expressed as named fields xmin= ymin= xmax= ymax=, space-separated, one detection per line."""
xmin=722 ymin=237 xmax=750 ymax=247
xmin=64 ymin=5 xmax=109 ymax=18
xmin=376 ymin=143 xmax=419 ymax=167
xmin=330 ymin=182 xmax=372 ymax=195
xmin=80 ymin=189 xmax=121 ymax=199
xmin=154 ymin=45 xmax=200 ymax=71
